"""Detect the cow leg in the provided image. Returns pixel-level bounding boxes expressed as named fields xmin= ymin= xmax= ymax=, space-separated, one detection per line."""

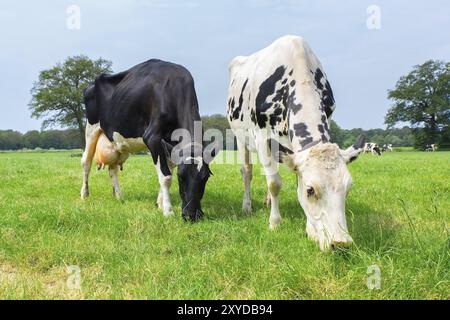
xmin=80 ymin=123 xmax=101 ymax=199
xmin=155 ymin=159 xmax=174 ymax=217
xmin=108 ymin=165 xmax=122 ymax=199
xmin=256 ymin=138 xmax=282 ymax=230
xmin=265 ymin=172 xmax=282 ymax=230
xmin=237 ymin=140 xmax=253 ymax=214
xmin=264 ymin=189 xmax=271 ymax=208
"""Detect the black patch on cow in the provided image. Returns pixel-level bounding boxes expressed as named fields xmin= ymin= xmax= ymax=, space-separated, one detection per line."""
xmin=232 ymin=79 xmax=248 ymax=120
xmin=373 ymin=146 xmax=382 ymax=156
xmin=318 ymin=115 xmax=330 ymax=143
xmin=272 ymin=85 xmax=289 ymax=103
xmin=348 ymin=156 xmax=357 ymax=163
xmin=289 ymin=129 xmax=294 ymax=141
xmin=228 ymin=97 xmax=235 ymax=121
xmin=287 ymin=90 xmax=302 ymax=115
xmin=300 ymin=137 xmax=314 ymax=148
xmin=255 ymin=66 xmax=286 ymax=128
xmin=313 ymin=67 xmax=335 ymax=118
xmin=322 ymin=79 xmax=335 ymax=117
xmin=290 ymin=80 xmax=296 ymax=87
xmin=318 ymin=124 xmax=328 ymax=142
xmin=314 ymin=68 xmax=325 ymax=90
xmin=293 ymin=123 xmax=310 ymax=138
xmin=281 ymin=79 xmax=287 ymax=85
xmin=250 ymin=109 xmax=257 ymax=125
xmin=289 ymin=69 xmax=293 ymax=76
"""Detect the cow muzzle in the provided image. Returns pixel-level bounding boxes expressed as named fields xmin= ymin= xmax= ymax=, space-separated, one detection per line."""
xmin=307 ymin=220 xmax=353 ymax=251
xmin=182 ymin=207 xmax=204 ymax=222
xmin=330 ymin=234 xmax=353 ymax=250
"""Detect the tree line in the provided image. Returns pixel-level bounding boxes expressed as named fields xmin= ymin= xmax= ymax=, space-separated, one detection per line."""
xmin=0 ymin=129 xmax=82 ymax=150
xmin=0 ymin=116 xmax=415 ymax=151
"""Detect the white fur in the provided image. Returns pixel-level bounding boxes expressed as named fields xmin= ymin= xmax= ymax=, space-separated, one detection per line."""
xmin=112 ymin=132 xmax=147 ymax=154
xmin=155 ymin=158 xmax=174 ymax=217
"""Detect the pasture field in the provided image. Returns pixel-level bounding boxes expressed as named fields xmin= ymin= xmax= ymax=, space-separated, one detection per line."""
xmin=0 ymin=150 xmax=448 ymax=299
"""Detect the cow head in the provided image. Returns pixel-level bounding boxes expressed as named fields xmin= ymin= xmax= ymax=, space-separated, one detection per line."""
xmin=162 ymin=140 xmax=215 ymax=222
xmin=283 ymin=135 xmax=365 ymax=251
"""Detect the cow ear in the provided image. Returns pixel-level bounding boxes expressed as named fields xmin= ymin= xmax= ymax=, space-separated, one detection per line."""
xmin=341 ymin=134 xmax=366 ymax=164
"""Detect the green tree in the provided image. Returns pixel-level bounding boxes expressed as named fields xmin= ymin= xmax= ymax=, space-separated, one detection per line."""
xmin=22 ymin=130 xmax=41 ymax=149
xmin=29 ymin=55 xmax=112 ymax=146
xmin=0 ymin=130 xmax=23 ymax=150
xmin=385 ymin=60 xmax=450 ymax=148
xmin=329 ymin=120 xmax=345 ymax=147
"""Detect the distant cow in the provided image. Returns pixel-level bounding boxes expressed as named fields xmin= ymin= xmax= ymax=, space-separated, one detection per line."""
xmin=81 ymin=59 xmax=215 ymax=221
xmin=227 ymin=35 xmax=365 ymax=251
xmin=425 ymin=144 xmax=437 ymax=152
xmin=364 ymin=143 xmax=382 ymax=156
xmin=382 ymin=144 xmax=393 ymax=152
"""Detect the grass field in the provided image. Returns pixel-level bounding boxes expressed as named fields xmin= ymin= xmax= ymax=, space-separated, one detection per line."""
xmin=0 ymin=150 xmax=448 ymax=299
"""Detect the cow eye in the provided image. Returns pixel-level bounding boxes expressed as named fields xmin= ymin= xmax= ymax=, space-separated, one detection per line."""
xmin=306 ymin=186 xmax=315 ymax=198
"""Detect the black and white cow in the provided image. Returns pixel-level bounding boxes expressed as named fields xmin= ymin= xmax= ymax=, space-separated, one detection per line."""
xmin=382 ymin=144 xmax=393 ymax=152
xmin=81 ymin=59 xmax=214 ymax=221
xmin=425 ymin=144 xmax=437 ymax=152
xmin=227 ymin=35 xmax=365 ymax=251
xmin=364 ymin=143 xmax=382 ymax=156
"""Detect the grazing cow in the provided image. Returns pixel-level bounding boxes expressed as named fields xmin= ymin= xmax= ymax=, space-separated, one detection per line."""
xmin=425 ymin=144 xmax=437 ymax=152
xmin=226 ymin=35 xmax=365 ymax=251
xmin=364 ymin=143 xmax=382 ymax=156
xmin=382 ymin=144 xmax=393 ymax=152
xmin=81 ymin=59 xmax=215 ymax=221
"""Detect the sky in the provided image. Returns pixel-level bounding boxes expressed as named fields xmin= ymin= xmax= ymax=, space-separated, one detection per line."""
xmin=0 ymin=0 xmax=449 ymax=132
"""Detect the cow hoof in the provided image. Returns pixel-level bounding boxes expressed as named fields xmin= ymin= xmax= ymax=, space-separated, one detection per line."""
xmin=163 ymin=209 xmax=174 ymax=217
xmin=269 ymin=223 xmax=279 ymax=231
xmin=80 ymin=188 xmax=89 ymax=199
xmin=269 ymin=216 xmax=281 ymax=230
xmin=113 ymin=192 xmax=123 ymax=200
xmin=269 ymin=221 xmax=281 ymax=230
xmin=242 ymin=201 xmax=252 ymax=214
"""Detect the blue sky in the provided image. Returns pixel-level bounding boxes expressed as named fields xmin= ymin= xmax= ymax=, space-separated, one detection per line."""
xmin=0 ymin=0 xmax=449 ymax=132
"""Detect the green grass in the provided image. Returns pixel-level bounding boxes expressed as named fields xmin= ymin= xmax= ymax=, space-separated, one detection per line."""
xmin=0 ymin=150 xmax=449 ymax=299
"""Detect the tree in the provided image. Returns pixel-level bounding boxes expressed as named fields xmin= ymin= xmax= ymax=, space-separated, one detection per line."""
xmin=0 ymin=130 xmax=23 ymax=150
xmin=385 ymin=60 xmax=450 ymax=148
xmin=29 ymin=55 xmax=112 ymax=146
xmin=22 ymin=130 xmax=41 ymax=149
